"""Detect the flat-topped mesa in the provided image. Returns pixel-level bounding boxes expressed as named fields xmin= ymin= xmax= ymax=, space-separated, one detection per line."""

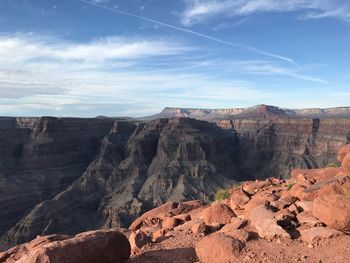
xmin=145 ymin=104 xmax=350 ymax=120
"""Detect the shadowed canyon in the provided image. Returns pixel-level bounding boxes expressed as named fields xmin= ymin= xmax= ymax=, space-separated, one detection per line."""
xmin=1 ymin=105 xmax=350 ymax=250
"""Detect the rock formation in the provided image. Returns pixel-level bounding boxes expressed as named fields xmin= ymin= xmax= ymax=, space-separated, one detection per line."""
xmin=1 ymin=106 xmax=350 ymax=248
xmin=1 ymin=145 xmax=350 ymax=262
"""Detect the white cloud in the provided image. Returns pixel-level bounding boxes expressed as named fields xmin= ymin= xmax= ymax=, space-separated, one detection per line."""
xmin=182 ymin=0 xmax=350 ymax=26
xmin=227 ymin=60 xmax=328 ymax=83
xmin=0 ymin=35 xmax=188 ymax=64
xmin=0 ymin=34 xmax=336 ymax=117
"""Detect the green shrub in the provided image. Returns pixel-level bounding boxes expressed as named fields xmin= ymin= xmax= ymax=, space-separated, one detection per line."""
xmin=285 ymin=183 xmax=295 ymax=191
xmin=214 ymin=188 xmax=231 ymax=201
xmin=327 ymin=163 xmax=338 ymax=168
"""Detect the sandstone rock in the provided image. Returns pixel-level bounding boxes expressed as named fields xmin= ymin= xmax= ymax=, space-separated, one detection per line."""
xmin=230 ymin=218 xmax=248 ymax=229
xmin=173 ymin=214 xmax=191 ymax=222
xmin=219 ymin=226 xmax=250 ymax=242
xmin=300 ymin=227 xmax=344 ymax=244
xmin=230 ymin=189 xmax=250 ymax=209
xmin=191 ymin=221 xmax=208 ymax=235
xmin=342 ymin=154 xmax=350 ymax=175
xmin=295 ymin=201 xmax=314 ymax=212
xmin=0 ymin=229 xmax=130 ymax=263
xmin=152 ymin=228 xmax=169 ymax=242
xmin=297 ymin=212 xmax=322 ymax=227
xmin=275 ymin=209 xmax=296 ymax=228
xmin=249 ymin=205 xmax=290 ymax=240
xmin=202 ymin=203 xmax=236 ymax=226
xmin=129 ymin=230 xmax=151 ymax=253
xmin=242 ymin=180 xmax=271 ymax=195
xmin=287 ymin=204 xmax=298 ymax=214
xmin=337 ymin=144 xmax=350 ymax=163
xmin=312 ymin=191 xmax=350 ymax=232
xmin=162 ymin=217 xmax=182 ymax=229
xmin=195 ymin=233 xmax=245 ymax=263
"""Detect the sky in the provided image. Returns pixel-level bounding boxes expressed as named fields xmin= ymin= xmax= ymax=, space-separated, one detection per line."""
xmin=0 ymin=0 xmax=350 ymax=117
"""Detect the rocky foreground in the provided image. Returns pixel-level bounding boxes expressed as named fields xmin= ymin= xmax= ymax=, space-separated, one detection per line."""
xmin=1 ymin=145 xmax=350 ymax=263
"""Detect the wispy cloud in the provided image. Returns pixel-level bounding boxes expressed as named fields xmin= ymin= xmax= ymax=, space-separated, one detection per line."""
xmin=182 ymin=0 xmax=350 ymax=26
xmin=227 ymin=60 xmax=328 ymax=83
xmin=0 ymin=34 xmax=334 ymax=117
xmin=0 ymin=35 xmax=187 ymax=64
xmin=78 ymin=0 xmax=297 ymax=65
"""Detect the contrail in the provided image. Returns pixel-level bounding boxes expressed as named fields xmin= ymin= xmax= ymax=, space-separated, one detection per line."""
xmin=76 ymin=0 xmax=298 ymax=66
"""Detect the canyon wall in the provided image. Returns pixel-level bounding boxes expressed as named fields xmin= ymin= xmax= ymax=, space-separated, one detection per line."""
xmin=0 ymin=111 xmax=349 ymax=248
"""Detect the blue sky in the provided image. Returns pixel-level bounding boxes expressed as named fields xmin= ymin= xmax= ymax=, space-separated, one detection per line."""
xmin=0 ymin=0 xmax=350 ymax=117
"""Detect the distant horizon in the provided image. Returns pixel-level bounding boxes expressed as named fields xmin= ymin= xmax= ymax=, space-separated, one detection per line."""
xmin=2 ymin=103 xmax=350 ymax=118
xmin=1 ymin=0 xmax=350 ymax=117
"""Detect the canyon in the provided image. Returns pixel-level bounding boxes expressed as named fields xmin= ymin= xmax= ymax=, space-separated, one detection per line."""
xmin=0 ymin=105 xmax=350 ymax=249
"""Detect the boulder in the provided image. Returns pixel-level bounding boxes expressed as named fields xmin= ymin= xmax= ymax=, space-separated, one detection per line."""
xmin=312 ymin=191 xmax=350 ymax=232
xmin=295 ymin=201 xmax=313 ymax=212
xmin=162 ymin=217 xmax=182 ymax=229
xmin=275 ymin=209 xmax=296 ymax=228
xmin=219 ymin=226 xmax=250 ymax=243
xmin=230 ymin=218 xmax=248 ymax=229
xmin=202 ymin=203 xmax=236 ymax=226
xmin=191 ymin=221 xmax=208 ymax=235
xmin=152 ymin=228 xmax=169 ymax=242
xmin=300 ymin=227 xmax=344 ymax=244
xmin=173 ymin=214 xmax=191 ymax=222
xmin=230 ymin=189 xmax=250 ymax=209
xmin=297 ymin=212 xmax=322 ymax=228
xmin=242 ymin=180 xmax=271 ymax=195
xmin=337 ymin=144 xmax=350 ymax=163
xmin=129 ymin=201 xmax=205 ymax=231
xmin=129 ymin=202 xmax=178 ymax=231
xmin=248 ymin=205 xmax=290 ymax=240
xmin=195 ymin=233 xmax=244 ymax=263
xmin=342 ymin=154 xmax=350 ymax=175
xmin=0 ymin=230 xmax=130 ymax=263
xmin=128 ymin=230 xmax=151 ymax=253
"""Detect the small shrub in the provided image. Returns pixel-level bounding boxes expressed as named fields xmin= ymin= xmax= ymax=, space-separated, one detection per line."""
xmin=327 ymin=163 xmax=338 ymax=168
xmin=272 ymin=183 xmax=281 ymax=187
xmin=214 ymin=188 xmax=231 ymax=202
xmin=285 ymin=183 xmax=295 ymax=191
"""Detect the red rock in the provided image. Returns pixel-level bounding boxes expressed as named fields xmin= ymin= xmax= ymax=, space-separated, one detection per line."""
xmin=230 ymin=217 xmax=248 ymax=229
xmin=195 ymin=233 xmax=245 ymax=263
xmin=202 ymin=203 xmax=236 ymax=226
xmin=248 ymin=205 xmax=290 ymax=240
xmin=219 ymin=226 xmax=250 ymax=242
xmin=0 ymin=230 xmax=130 ymax=263
xmin=300 ymin=227 xmax=344 ymax=244
xmin=162 ymin=217 xmax=182 ymax=229
xmin=230 ymin=189 xmax=250 ymax=210
xmin=242 ymin=180 xmax=271 ymax=195
xmin=312 ymin=191 xmax=350 ymax=232
xmin=295 ymin=201 xmax=313 ymax=212
xmin=274 ymin=209 xmax=296 ymax=228
xmin=191 ymin=221 xmax=207 ymax=235
xmin=173 ymin=214 xmax=191 ymax=222
xmin=129 ymin=201 xmax=204 ymax=231
xmin=129 ymin=202 xmax=178 ymax=231
xmin=342 ymin=154 xmax=350 ymax=175
xmin=152 ymin=228 xmax=169 ymax=242
xmin=129 ymin=230 xmax=152 ymax=254
xmin=337 ymin=144 xmax=350 ymax=163
xmin=297 ymin=212 xmax=322 ymax=227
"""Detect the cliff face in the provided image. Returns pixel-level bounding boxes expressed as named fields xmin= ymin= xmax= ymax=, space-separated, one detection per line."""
xmin=0 ymin=112 xmax=350 ymax=248
xmin=0 ymin=117 xmax=115 ymax=239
